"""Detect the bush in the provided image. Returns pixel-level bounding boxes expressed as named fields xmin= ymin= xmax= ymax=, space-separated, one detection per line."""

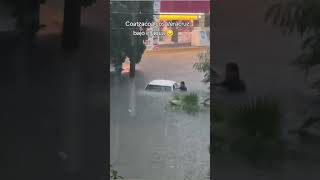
xmin=194 ymin=48 xmax=210 ymax=83
xmin=110 ymin=164 xmax=124 ymax=179
xmin=212 ymin=97 xmax=285 ymax=163
xmin=170 ymin=93 xmax=200 ymax=114
xmin=181 ymin=93 xmax=200 ymax=113
xmin=231 ymin=97 xmax=282 ymax=141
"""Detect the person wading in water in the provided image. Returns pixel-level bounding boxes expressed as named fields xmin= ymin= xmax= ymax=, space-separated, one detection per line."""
xmin=215 ymin=62 xmax=246 ymax=92
xmin=179 ymin=81 xmax=187 ymax=91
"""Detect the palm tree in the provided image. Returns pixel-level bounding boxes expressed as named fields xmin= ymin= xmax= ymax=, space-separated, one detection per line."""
xmin=194 ymin=48 xmax=211 ymax=83
xmin=265 ymin=0 xmax=320 ymax=73
xmin=265 ymin=0 xmax=320 ymax=134
xmin=193 ymin=48 xmax=212 ymax=106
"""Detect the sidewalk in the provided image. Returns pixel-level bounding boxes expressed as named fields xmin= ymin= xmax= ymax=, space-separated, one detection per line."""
xmin=144 ymin=45 xmax=208 ymax=55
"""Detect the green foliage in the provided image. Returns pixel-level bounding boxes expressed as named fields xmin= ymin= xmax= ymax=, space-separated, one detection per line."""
xmin=230 ymin=97 xmax=283 ymax=161
xmin=265 ymin=0 xmax=320 ymax=132
xmin=110 ymin=1 xmax=153 ymax=66
xmin=181 ymin=93 xmax=200 ymax=113
xmin=231 ymin=97 xmax=282 ymax=140
xmin=170 ymin=93 xmax=200 ymax=114
xmin=212 ymin=97 xmax=284 ymax=163
xmin=110 ymin=164 xmax=124 ymax=179
xmin=194 ymin=48 xmax=211 ymax=83
xmin=265 ymin=0 xmax=320 ymax=82
xmin=265 ymin=0 xmax=320 ymax=35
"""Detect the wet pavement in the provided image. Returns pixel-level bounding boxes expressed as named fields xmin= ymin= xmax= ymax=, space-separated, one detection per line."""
xmin=110 ymin=50 xmax=210 ymax=180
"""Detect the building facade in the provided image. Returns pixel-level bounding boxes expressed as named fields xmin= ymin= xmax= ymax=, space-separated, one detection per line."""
xmin=145 ymin=0 xmax=210 ymax=49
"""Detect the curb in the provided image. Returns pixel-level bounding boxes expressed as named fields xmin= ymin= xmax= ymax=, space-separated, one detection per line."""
xmin=144 ymin=46 xmax=208 ymax=54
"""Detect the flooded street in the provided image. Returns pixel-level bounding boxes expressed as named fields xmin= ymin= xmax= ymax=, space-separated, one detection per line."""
xmin=110 ymin=50 xmax=210 ymax=180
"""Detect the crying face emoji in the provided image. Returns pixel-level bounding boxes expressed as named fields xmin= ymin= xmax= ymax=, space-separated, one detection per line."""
xmin=166 ymin=29 xmax=174 ymax=37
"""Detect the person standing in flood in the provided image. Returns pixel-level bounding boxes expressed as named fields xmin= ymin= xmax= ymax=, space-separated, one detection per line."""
xmin=179 ymin=81 xmax=187 ymax=91
xmin=215 ymin=62 xmax=246 ymax=92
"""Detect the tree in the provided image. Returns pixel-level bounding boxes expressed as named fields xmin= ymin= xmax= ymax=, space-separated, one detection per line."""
xmin=265 ymin=0 xmax=320 ymax=133
xmin=10 ymin=0 xmax=46 ymax=41
xmin=265 ymin=0 xmax=320 ymax=75
xmin=62 ymin=0 xmax=96 ymax=50
xmin=193 ymin=49 xmax=212 ymax=106
xmin=7 ymin=0 xmax=96 ymax=50
xmin=194 ymin=48 xmax=211 ymax=83
xmin=110 ymin=1 xmax=153 ymax=77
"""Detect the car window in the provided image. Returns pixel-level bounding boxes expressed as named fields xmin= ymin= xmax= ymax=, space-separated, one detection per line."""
xmin=146 ymin=85 xmax=162 ymax=91
xmin=163 ymin=86 xmax=172 ymax=92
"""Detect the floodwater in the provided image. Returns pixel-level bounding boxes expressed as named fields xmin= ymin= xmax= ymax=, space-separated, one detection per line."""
xmin=110 ymin=51 xmax=210 ymax=180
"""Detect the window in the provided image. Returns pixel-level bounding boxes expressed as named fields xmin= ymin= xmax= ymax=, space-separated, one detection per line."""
xmin=193 ymin=20 xmax=200 ymax=27
xmin=145 ymin=85 xmax=163 ymax=91
xmin=163 ymin=86 xmax=172 ymax=92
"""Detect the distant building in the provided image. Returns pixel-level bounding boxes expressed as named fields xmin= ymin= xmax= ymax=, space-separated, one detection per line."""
xmin=145 ymin=0 xmax=210 ymax=49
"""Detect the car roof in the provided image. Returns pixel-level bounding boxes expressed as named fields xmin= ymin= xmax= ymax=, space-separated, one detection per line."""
xmin=148 ymin=80 xmax=177 ymax=86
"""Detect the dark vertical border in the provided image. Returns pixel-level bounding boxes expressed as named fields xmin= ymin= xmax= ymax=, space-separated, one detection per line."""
xmin=210 ymin=1 xmax=214 ymax=180
xmin=81 ymin=1 xmax=109 ymax=179
xmin=106 ymin=0 xmax=111 ymax=179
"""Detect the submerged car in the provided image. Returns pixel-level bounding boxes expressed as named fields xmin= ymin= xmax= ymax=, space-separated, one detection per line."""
xmin=145 ymin=80 xmax=179 ymax=92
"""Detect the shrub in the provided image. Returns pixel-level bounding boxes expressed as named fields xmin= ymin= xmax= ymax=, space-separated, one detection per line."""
xmin=212 ymin=97 xmax=285 ymax=164
xmin=230 ymin=97 xmax=284 ymax=162
xmin=194 ymin=48 xmax=210 ymax=83
xmin=181 ymin=93 xmax=200 ymax=113
xmin=170 ymin=93 xmax=200 ymax=114
xmin=110 ymin=164 xmax=124 ymax=179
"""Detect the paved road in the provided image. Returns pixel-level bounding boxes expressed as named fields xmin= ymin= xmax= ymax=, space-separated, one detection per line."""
xmin=110 ymin=50 xmax=210 ymax=180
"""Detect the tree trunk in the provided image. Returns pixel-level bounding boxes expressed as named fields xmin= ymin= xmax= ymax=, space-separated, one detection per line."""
xmin=129 ymin=3 xmax=138 ymax=78
xmin=14 ymin=0 xmax=40 ymax=85
xmin=62 ymin=0 xmax=81 ymax=50
xmin=129 ymin=60 xmax=135 ymax=78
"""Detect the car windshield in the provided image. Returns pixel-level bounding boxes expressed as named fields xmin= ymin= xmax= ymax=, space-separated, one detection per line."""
xmin=145 ymin=85 xmax=163 ymax=91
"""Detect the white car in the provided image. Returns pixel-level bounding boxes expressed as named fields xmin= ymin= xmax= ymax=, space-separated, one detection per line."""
xmin=145 ymin=80 xmax=179 ymax=92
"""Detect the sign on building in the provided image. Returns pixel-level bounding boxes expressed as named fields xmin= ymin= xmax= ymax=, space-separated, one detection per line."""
xmin=146 ymin=0 xmax=161 ymax=51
